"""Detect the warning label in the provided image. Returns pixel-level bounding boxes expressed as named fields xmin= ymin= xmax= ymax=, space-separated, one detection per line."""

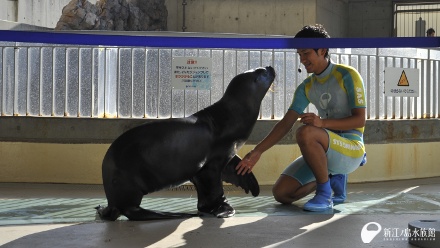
xmin=171 ymin=57 xmax=212 ymax=90
xmin=384 ymin=67 xmax=419 ymax=97
xmin=397 ymin=70 xmax=410 ymax=86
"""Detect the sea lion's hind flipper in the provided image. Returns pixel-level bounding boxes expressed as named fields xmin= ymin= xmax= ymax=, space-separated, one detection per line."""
xmin=123 ymin=207 xmax=198 ymax=221
xmin=95 ymin=205 xmax=121 ymax=221
xmin=221 ymin=155 xmax=260 ymax=197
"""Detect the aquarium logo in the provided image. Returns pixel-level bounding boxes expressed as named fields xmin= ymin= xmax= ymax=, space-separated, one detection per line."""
xmin=361 ymin=222 xmax=382 ymax=243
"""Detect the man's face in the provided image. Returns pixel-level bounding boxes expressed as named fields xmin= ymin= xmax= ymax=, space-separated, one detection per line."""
xmin=297 ymin=48 xmax=327 ymax=74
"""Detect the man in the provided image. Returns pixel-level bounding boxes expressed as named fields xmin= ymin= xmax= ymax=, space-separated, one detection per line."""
xmin=427 ymin=28 xmax=435 ymax=37
xmin=236 ymin=24 xmax=367 ymax=211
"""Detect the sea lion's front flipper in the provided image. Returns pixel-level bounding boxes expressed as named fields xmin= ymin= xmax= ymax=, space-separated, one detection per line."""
xmin=221 ymin=155 xmax=260 ymax=197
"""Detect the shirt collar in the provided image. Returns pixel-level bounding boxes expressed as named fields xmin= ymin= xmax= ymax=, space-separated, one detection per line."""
xmin=314 ymin=61 xmax=334 ymax=82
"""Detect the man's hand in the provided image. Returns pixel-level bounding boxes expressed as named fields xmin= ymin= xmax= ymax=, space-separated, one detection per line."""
xmin=299 ymin=113 xmax=324 ymax=127
xmin=236 ymin=150 xmax=261 ymax=175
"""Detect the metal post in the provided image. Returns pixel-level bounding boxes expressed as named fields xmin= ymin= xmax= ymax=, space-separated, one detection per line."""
xmin=182 ymin=0 xmax=187 ymax=32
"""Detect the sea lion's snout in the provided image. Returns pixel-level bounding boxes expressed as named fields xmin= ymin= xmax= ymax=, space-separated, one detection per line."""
xmin=261 ymin=66 xmax=276 ymax=92
xmin=265 ymin=66 xmax=275 ymax=78
xmin=258 ymin=66 xmax=275 ymax=86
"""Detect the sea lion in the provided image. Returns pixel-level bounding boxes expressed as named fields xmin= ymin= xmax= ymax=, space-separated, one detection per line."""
xmin=96 ymin=66 xmax=276 ymax=221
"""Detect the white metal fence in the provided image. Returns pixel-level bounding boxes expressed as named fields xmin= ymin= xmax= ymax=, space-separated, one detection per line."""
xmin=1 ymin=42 xmax=439 ymax=120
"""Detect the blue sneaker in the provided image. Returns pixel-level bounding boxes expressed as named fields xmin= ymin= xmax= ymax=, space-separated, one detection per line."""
xmin=304 ymin=181 xmax=333 ymax=212
xmin=360 ymin=152 xmax=367 ymax=166
xmin=330 ymin=174 xmax=347 ymax=204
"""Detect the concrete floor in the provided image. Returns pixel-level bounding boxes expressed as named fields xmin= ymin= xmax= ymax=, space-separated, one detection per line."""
xmin=0 ymin=177 xmax=439 ymax=248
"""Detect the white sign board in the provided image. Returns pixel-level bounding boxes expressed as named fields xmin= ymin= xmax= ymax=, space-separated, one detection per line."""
xmin=172 ymin=57 xmax=212 ymax=90
xmin=384 ymin=67 xmax=419 ymax=97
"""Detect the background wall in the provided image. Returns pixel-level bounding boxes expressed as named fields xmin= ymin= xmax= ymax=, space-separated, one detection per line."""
xmin=165 ymin=0 xmax=349 ymax=36
xmin=0 ymin=0 xmax=17 ymax=22
xmin=0 ymin=0 xmax=97 ymax=29
xmin=348 ymin=0 xmax=394 ymax=37
xmin=165 ymin=0 xmax=393 ymax=37
xmin=317 ymin=0 xmax=350 ymax=37
xmin=0 ymin=0 xmax=394 ymax=37
xmin=1 ymin=118 xmax=439 ymax=185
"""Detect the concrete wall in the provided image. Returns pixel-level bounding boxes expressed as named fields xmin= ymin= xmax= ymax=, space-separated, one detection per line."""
xmin=0 ymin=0 xmax=98 ymax=29
xmin=316 ymin=0 xmax=349 ymax=37
xmin=1 ymin=0 xmax=393 ymax=38
xmin=165 ymin=0 xmax=389 ymax=37
xmin=0 ymin=20 xmax=51 ymax=31
xmin=348 ymin=0 xmax=394 ymax=37
xmin=2 ymin=141 xmax=439 ymax=185
xmin=165 ymin=0 xmax=350 ymax=37
xmin=1 ymin=117 xmax=440 ymax=185
xmin=0 ymin=0 xmax=17 ymax=22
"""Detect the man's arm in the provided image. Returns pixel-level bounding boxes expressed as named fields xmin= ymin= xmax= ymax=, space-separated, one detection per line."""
xmin=236 ymin=110 xmax=300 ymax=175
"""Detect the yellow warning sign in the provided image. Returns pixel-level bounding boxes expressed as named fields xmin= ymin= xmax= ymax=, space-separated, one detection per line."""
xmin=385 ymin=67 xmax=419 ymax=97
xmin=397 ymin=70 xmax=410 ymax=86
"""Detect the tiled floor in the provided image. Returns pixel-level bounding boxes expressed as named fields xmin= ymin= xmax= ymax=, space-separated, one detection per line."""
xmin=0 ymin=177 xmax=439 ymax=247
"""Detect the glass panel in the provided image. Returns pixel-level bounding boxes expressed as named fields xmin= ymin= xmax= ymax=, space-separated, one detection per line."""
xmin=427 ymin=60 xmax=434 ymax=118
xmin=261 ymin=51 xmax=273 ymax=119
xmin=369 ymin=56 xmax=378 ymax=119
xmin=184 ymin=49 xmax=198 ymax=117
xmin=145 ymin=49 xmax=159 ymax=118
xmin=93 ymin=47 xmax=105 ymax=118
xmin=273 ymin=51 xmax=285 ymax=119
xmin=197 ymin=49 xmax=212 ymax=111
xmin=350 ymin=55 xmax=359 ymax=70
xmin=210 ymin=50 xmax=224 ymax=104
xmin=224 ymin=50 xmax=237 ymax=93
xmin=79 ymin=48 xmax=93 ymax=117
xmin=171 ymin=49 xmax=184 ymax=118
xmin=27 ymin=47 xmax=40 ymax=116
xmin=435 ymin=61 xmax=440 ymax=118
xmin=2 ymin=47 xmax=14 ymax=116
xmin=40 ymin=47 xmax=53 ymax=116
xmin=393 ymin=57 xmax=402 ymax=119
xmin=378 ymin=57 xmax=386 ymax=118
xmin=420 ymin=59 xmax=428 ymax=118
xmin=118 ymin=48 xmax=133 ymax=118
xmin=401 ymin=58 xmax=410 ymax=119
xmin=285 ymin=51 xmax=297 ymax=113
xmin=409 ymin=59 xmax=417 ymax=119
xmin=158 ymin=49 xmax=172 ymax=118
xmin=105 ymin=48 xmax=118 ymax=118
xmin=249 ymin=51 xmax=261 ymax=70
xmin=359 ymin=55 xmax=369 ymax=118
xmin=237 ymin=50 xmax=249 ymax=73
xmin=385 ymin=57 xmax=394 ymax=119
xmin=66 ymin=48 xmax=79 ymax=117
xmin=15 ymin=47 xmax=28 ymax=116
xmin=132 ymin=48 xmax=146 ymax=118
xmin=53 ymin=47 xmax=66 ymax=117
